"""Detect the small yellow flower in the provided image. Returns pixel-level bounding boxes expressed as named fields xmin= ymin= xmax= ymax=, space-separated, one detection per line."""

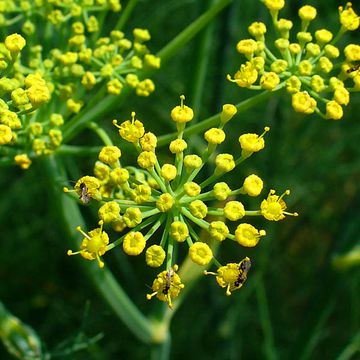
xmin=160 ymin=164 xmax=177 ymax=181
xmin=123 ymin=207 xmax=142 ymax=227
xmin=189 ymin=242 xmax=213 ymax=266
xmin=98 ymin=201 xmax=121 ymax=223
xmin=14 ymin=154 xmax=31 ymax=169
xmin=68 ymin=221 xmax=109 ymax=268
xmin=156 ymin=193 xmax=174 ymax=212
xmin=285 ymin=76 xmax=302 ymax=94
xmin=134 ymin=28 xmax=151 ymax=42
xmin=243 ymin=174 xmax=263 ymax=196
xmin=236 ymin=39 xmax=258 ymax=56
xmin=317 ymin=57 xmax=333 ymax=73
xmin=146 ymin=245 xmax=166 ymax=267
xmin=248 ymin=22 xmax=267 ymax=39
xmin=215 ymin=153 xmax=235 ymax=173
xmin=260 ymin=72 xmax=280 ymax=90
xmin=170 ymin=221 xmax=189 ymax=242
xmin=114 ymin=112 xmax=145 ymax=143
xmin=298 ymin=5 xmax=317 ymax=22
xmin=189 ymin=200 xmax=208 ymax=219
xmin=239 ymin=127 xmax=269 ymax=155
xmin=204 ymin=128 xmax=226 ymax=145
xmin=140 ymin=132 xmax=157 ymax=152
xmin=260 ymin=189 xmax=296 ymax=221
xmin=270 ymin=59 xmax=288 ymax=74
xmin=169 ymin=139 xmax=187 ymax=154
xmin=171 ymin=95 xmax=194 ymax=123
xmin=184 ymin=155 xmax=202 ymax=170
xmin=291 ymin=92 xmax=317 ymax=114
xmin=298 ymin=60 xmax=313 ymax=76
xmin=227 ymin=62 xmax=258 ymax=88
xmin=123 ymin=231 xmax=146 ymax=256
xmin=339 ymin=3 xmax=359 ymax=31
xmin=132 ymin=184 xmax=152 ymax=204
xmin=344 ymin=44 xmax=360 ymax=62
xmin=81 ymin=72 xmax=97 ymax=90
xmin=209 ymin=221 xmax=229 ymax=241
xmin=310 ymin=75 xmax=325 ymax=93
xmin=224 ymin=201 xmax=245 ymax=221
xmin=334 ymin=87 xmax=350 ymax=106
xmin=98 ymin=146 xmax=121 ymax=165
xmin=220 ymin=104 xmax=237 ymax=124
xmin=235 ymin=223 xmax=266 ymax=247
xmin=213 ymin=182 xmax=231 ymax=201
xmin=263 ymin=0 xmax=285 ymax=11
xmin=326 ymin=100 xmax=343 ymax=120
xmin=107 ymin=79 xmax=123 ymax=95
xmin=147 ymin=265 xmax=184 ymax=309
xmin=66 ymin=98 xmax=83 ymax=113
xmin=205 ymin=257 xmax=251 ymax=296
xmin=109 ymin=168 xmax=129 ymax=185
xmin=137 ymin=151 xmax=157 ymax=169
xmin=5 ymin=33 xmax=26 ymax=54
xmin=315 ymin=29 xmax=333 ymax=44
xmin=184 ymin=182 xmax=201 ymax=197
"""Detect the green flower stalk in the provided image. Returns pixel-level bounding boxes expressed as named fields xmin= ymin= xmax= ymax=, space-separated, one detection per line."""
xmin=228 ymin=0 xmax=360 ymax=120
xmin=65 ymin=96 xmax=297 ymax=307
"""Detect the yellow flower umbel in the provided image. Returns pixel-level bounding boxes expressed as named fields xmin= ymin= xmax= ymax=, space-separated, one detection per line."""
xmin=66 ymin=96 xmax=296 ymax=305
xmin=0 ymin=7 xmax=160 ymax=168
xmin=228 ymin=1 xmax=360 ymax=120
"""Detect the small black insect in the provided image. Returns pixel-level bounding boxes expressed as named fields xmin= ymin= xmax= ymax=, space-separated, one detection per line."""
xmin=162 ymin=267 xmax=175 ymax=295
xmin=79 ymin=182 xmax=90 ymax=205
xmin=346 ymin=64 xmax=360 ymax=73
xmin=234 ymin=257 xmax=251 ymax=287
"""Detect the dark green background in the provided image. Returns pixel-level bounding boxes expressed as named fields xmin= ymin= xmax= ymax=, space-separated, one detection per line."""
xmin=0 ymin=0 xmax=359 ymax=358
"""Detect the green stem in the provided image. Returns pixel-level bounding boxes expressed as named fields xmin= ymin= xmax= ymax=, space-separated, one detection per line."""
xmin=56 ymin=145 xmax=103 ymax=156
xmin=88 ymin=122 xmax=114 ymax=146
xmin=42 ymin=156 xmax=154 ymax=344
xmin=158 ymin=0 xmax=233 ymax=65
xmin=115 ymin=0 xmax=139 ymax=30
xmin=157 ymin=90 xmax=275 ymax=147
xmin=62 ymin=0 xmax=233 ymax=142
xmin=189 ymin=0 xmax=217 ymax=120
xmin=256 ymin=275 xmax=278 ymax=360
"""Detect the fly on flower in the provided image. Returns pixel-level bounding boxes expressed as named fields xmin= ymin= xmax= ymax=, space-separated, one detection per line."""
xmin=79 ymin=182 xmax=90 ymax=205
xmin=346 ymin=63 xmax=360 ymax=73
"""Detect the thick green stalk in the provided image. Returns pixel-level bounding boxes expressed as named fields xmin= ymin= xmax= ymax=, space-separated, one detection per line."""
xmin=115 ymin=0 xmax=139 ymax=30
xmin=157 ymin=90 xmax=276 ymax=147
xmin=256 ymin=275 xmax=278 ymax=360
xmin=62 ymin=0 xmax=233 ymax=142
xmin=157 ymin=0 xmax=233 ymax=65
xmin=42 ymin=156 xmax=154 ymax=344
xmin=189 ymin=0 xmax=217 ymax=121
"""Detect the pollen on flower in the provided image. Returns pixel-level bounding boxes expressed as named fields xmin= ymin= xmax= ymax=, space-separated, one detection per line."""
xmin=189 ymin=242 xmax=213 ymax=266
xmin=123 ymin=231 xmax=146 ymax=256
xmin=205 ymin=257 xmax=251 ymax=296
xmin=261 ymin=189 xmax=298 ymax=221
xmin=68 ymin=221 xmax=109 ymax=268
xmin=146 ymin=245 xmax=166 ymax=267
xmin=235 ymin=223 xmax=266 ymax=247
xmin=147 ymin=265 xmax=185 ymax=309
xmin=171 ymin=95 xmax=194 ymax=123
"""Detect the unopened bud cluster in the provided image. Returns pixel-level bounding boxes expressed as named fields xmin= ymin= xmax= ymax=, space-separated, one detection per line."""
xmin=228 ymin=1 xmax=360 ymax=120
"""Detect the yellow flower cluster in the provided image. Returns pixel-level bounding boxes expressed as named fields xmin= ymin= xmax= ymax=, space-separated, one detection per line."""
xmin=66 ymin=97 xmax=297 ymax=306
xmin=0 ymin=4 xmax=160 ymax=169
xmin=228 ymin=1 xmax=360 ymax=120
xmin=0 ymin=34 xmax=58 ymax=168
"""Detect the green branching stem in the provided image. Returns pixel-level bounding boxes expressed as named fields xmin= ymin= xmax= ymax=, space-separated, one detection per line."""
xmin=42 ymin=156 xmax=154 ymax=344
xmin=62 ymin=0 xmax=233 ymax=142
xmin=157 ymin=90 xmax=277 ymax=147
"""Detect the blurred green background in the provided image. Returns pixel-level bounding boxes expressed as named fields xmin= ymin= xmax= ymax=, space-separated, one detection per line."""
xmin=0 ymin=0 xmax=359 ymax=359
